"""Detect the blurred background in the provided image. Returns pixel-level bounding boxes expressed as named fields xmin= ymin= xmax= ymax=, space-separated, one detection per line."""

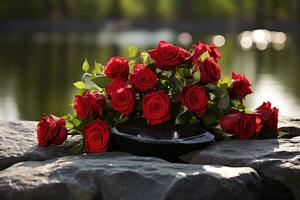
xmin=0 ymin=0 xmax=299 ymax=120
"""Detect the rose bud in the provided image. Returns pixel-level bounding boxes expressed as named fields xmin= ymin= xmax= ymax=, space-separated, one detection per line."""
xmin=83 ymin=119 xmax=110 ymax=153
xmin=74 ymin=92 xmax=95 ymax=120
xmin=90 ymin=91 xmax=106 ymax=117
xmin=220 ymin=110 xmax=263 ymax=139
xmin=208 ymin=44 xmax=222 ymax=60
xmin=255 ymin=101 xmax=279 ymax=133
xmin=192 ymin=57 xmax=221 ymax=84
xmin=228 ymin=72 xmax=253 ymax=98
xmin=37 ymin=114 xmax=67 ymax=147
xmin=178 ymin=85 xmax=209 ymax=117
xmin=130 ymin=64 xmax=157 ymax=92
xmin=142 ymin=90 xmax=171 ymax=125
xmin=148 ymin=40 xmax=191 ymax=71
xmin=235 ymin=113 xmax=262 ymax=139
xmin=104 ymin=56 xmax=129 ymax=80
xmin=220 ymin=111 xmax=243 ymax=134
xmin=111 ymin=87 xmax=135 ymax=115
xmin=192 ymin=41 xmax=221 ymax=66
xmin=105 ymin=78 xmax=128 ymax=98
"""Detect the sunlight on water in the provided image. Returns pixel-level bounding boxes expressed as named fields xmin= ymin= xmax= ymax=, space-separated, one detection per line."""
xmin=0 ymin=77 xmax=19 ymax=120
xmin=247 ymin=74 xmax=300 ymax=118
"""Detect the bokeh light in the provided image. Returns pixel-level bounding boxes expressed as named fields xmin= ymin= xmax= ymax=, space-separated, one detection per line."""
xmin=212 ymin=35 xmax=225 ymax=47
xmin=238 ymin=29 xmax=288 ymax=51
xmin=177 ymin=32 xmax=192 ymax=46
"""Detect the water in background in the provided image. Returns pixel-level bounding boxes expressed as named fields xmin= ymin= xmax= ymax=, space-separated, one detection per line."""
xmin=0 ymin=30 xmax=299 ymax=120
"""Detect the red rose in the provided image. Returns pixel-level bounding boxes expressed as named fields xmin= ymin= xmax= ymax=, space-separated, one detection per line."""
xmin=74 ymin=92 xmax=95 ymax=119
xmin=111 ymin=87 xmax=135 ymax=115
xmin=236 ymin=113 xmax=262 ymax=139
xmin=74 ymin=91 xmax=106 ymax=119
xmin=142 ymin=91 xmax=171 ymax=125
xmin=192 ymin=57 xmax=221 ymax=84
xmin=37 ymin=114 xmax=67 ymax=147
xmin=178 ymin=85 xmax=208 ymax=116
xmin=130 ymin=64 xmax=157 ymax=92
xmin=105 ymin=78 xmax=128 ymax=97
xmin=83 ymin=119 xmax=110 ymax=153
xmin=220 ymin=111 xmax=243 ymax=133
xmin=90 ymin=91 xmax=106 ymax=117
xmin=228 ymin=72 xmax=253 ymax=98
xmin=208 ymin=44 xmax=222 ymax=60
xmin=192 ymin=41 xmax=221 ymax=66
xmin=255 ymin=101 xmax=279 ymax=133
xmin=148 ymin=41 xmax=191 ymax=71
xmin=104 ymin=56 xmax=129 ymax=80
xmin=220 ymin=111 xmax=262 ymax=139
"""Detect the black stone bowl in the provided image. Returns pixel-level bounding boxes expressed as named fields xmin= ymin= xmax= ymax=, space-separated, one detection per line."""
xmin=110 ymin=118 xmax=214 ymax=160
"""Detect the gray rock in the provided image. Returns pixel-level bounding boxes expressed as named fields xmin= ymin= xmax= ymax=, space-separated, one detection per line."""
xmin=0 ymin=153 xmax=262 ymax=200
xmin=279 ymin=116 xmax=300 ymax=138
xmin=0 ymin=121 xmax=81 ymax=170
xmin=181 ymin=136 xmax=300 ymax=200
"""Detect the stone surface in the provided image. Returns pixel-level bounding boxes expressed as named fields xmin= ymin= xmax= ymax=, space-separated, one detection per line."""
xmin=279 ymin=116 xmax=300 ymax=138
xmin=1 ymin=118 xmax=300 ymax=199
xmin=0 ymin=121 xmax=81 ymax=170
xmin=0 ymin=153 xmax=262 ymax=200
xmin=181 ymin=136 xmax=300 ymax=200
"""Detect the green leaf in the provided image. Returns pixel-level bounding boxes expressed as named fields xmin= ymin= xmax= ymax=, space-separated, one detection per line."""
xmin=178 ymin=106 xmax=188 ymax=116
xmin=162 ymin=70 xmax=172 ymax=77
xmin=156 ymin=68 xmax=162 ymax=74
xmin=66 ymin=121 xmax=74 ymax=129
xmin=175 ymin=113 xmax=188 ymax=125
xmin=175 ymin=111 xmax=198 ymax=125
xmin=212 ymin=128 xmax=234 ymax=140
xmin=93 ymin=76 xmax=110 ymax=88
xmin=115 ymin=115 xmax=129 ymax=125
xmin=129 ymin=60 xmax=136 ymax=74
xmin=214 ymin=87 xmax=227 ymax=98
xmin=73 ymin=81 xmax=86 ymax=89
xmin=61 ymin=114 xmax=69 ymax=120
xmin=192 ymin=66 xmax=201 ymax=82
xmin=72 ymin=118 xmax=81 ymax=127
xmin=82 ymin=59 xmax=90 ymax=72
xmin=231 ymin=100 xmax=246 ymax=111
xmin=175 ymin=116 xmax=186 ymax=125
xmin=277 ymin=131 xmax=289 ymax=138
xmin=176 ymin=67 xmax=190 ymax=79
xmin=205 ymin=83 xmax=218 ymax=91
xmin=218 ymin=76 xmax=232 ymax=89
xmin=199 ymin=51 xmax=210 ymax=62
xmin=75 ymin=88 xmax=87 ymax=95
xmin=81 ymin=73 xmax=102 ymax=91
xmin=128 ymin=45 xmax=139 ymax=58
xmin=244 ymin=109 xmax=253 ymax=114
xmin=92 ymin=62 xmax=103 ymax=76
xmin=140 ymin=51 xmax=150 ymax=65
xmin=170 ymin=75 xmax=182 ymax=98
xmin=237 ymin=104 xmax=246 ymax=110
xmin=218 ymin=93 xmax=230 ymax=110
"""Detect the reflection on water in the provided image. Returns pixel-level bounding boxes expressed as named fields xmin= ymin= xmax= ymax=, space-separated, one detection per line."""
xmin=248 ymin=74 xmax=299 ymax=117
xmin=0 ymin=30 xmax=299 ymax=120
xmin=239 ymin=30 xmax=287 ymax=51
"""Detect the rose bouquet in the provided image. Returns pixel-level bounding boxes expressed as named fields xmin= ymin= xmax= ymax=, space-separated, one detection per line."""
xmin=37 ymin=40 xmax=279 ymax=153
